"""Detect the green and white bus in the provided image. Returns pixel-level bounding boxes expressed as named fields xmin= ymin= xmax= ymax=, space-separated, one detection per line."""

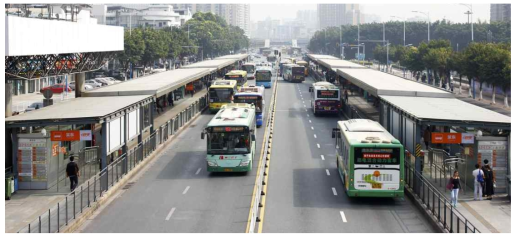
xmin=201 ymin=103 xmax=257 ymax=172
xmin=332 ymin=119 xmax=404 ymax=197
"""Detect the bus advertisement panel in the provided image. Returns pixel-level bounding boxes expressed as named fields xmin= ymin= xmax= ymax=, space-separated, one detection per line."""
xmin=202 ymin=104 xmax=256 ymax=172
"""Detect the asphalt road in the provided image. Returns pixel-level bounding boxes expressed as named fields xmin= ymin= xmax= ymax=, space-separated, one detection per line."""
xmin=79 ymin=56 xmax=274 ymax=233
xmin=260 ymin=76 xmax=437 ymax=233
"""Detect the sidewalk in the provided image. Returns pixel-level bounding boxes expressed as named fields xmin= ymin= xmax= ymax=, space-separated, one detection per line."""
xmin=422 ymin=166 xmax=511 ymax=233
xmin=5 ymin=91 xmax=206 ymax=233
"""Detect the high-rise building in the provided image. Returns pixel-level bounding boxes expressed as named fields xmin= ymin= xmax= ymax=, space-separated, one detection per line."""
xmin=180 ymin=4 xmax=250 ymax=36
xmin=490 ymin=4 xmax=511 ymax=22
xmin=317 ymin=4 xmax=361 ymax=29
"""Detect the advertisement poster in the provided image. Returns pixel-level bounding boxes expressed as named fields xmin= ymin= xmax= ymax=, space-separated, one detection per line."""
xmin=17 ymin=138 xmax=46 ymax=181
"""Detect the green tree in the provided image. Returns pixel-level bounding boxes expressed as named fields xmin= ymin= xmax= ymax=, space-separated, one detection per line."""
xmin=475 ymin=44 xmax=510 ymax=104
xmin=117 ymin=28 xmax=145 ymax=79
xmin=402 ymin=46 xmax=425 ymax=81
xmin=141 ymin=27 xmax=169 ymax=69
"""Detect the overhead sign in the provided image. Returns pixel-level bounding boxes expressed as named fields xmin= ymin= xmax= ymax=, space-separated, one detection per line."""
xmin=292 ymin=39 xmax=297 ymax=47
xmin=264 ymin=39 xmax=270 ymax=48
xmin=51 ymin=130 xmax=92 ymax=141
xmin=431 ymin=133 xmax=474 ymax=144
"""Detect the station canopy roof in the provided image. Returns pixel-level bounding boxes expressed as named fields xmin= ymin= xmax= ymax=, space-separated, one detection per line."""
xmin=337 ymin=68 xmax=453 ymax=98
xmin=307 ymin=54 xmax=339 ymax=61
xmin=84 ymin=68 xmax=211 ymax=98
xmin=181 ymin=59 xmax=237 ymax=70
xmin=214 ymin=54 xmax=249 ymax=61
xmin=5 ymin=95 xmax=151 ymax=127
xmin=316 ymin=59 xmax=366 ymax=71
xmin=380 ymin=95 xmax=511 ymax=127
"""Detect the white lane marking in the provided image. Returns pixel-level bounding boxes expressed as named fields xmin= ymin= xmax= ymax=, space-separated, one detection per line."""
xmin=195 ymin=168 xmax=201 ymax=175
xmin=326 ymin=169 xmax=330 ymax=176
xmin=332 ymin=187 xmax=338 ymax=196
xmin=321 ymin=155 xmax=325 ymax=160
xmin=307 ymin=114 xmax=310 ymax=117
xmin=311 ymin=127 xmax=314 ymax=130
xmin=340 ymin=211 xmax=348 ymax=222
xmin=304 ymin=105 xmax=307 ymax=108
xmin=309 ymin=120 xmax=312 ymax=123
xmin=314 ymin=134 xmax=317 ymax=138
xmin=165 ymin=207 xmax=176 ymax=221
xmin=305 ymin=109 xmax=307 ymax=112
xmin=182 ymin=186 xmax=190 ymax=195
xmin=317 ymin=144 xmax=321 ymax=148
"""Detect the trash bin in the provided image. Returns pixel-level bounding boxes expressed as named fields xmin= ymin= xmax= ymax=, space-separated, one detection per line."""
xmin=5 ymin=175 xmax=13 ymax=200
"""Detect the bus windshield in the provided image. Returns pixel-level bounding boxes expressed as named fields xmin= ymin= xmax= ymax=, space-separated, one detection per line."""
xmin=354 ymin=147 xmax=401 ymax=165
xmin=208 ymin=132 xmax=251 ymax=154
xmin=234 ymin=96 xmax=263 ymax=112
xmin=242 ymin=65 xmax=255 ymax=74
xmin=255 ymin=71 xmax=271 ymax=82
xmin=317 ymin=90 xmax=339 ymax=99
xmin=209 ymin=88 xmax=233 ymax=103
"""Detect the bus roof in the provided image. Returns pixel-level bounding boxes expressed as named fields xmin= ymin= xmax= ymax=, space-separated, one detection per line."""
xmin=236 ymin=86 xmax=265 ymax=95
xmin=226 ymin=70 xmax=247 ymax=76
xmin=338 ymin=119 xmax=401 ymax=145
xmin=243 ymin=63 xmax=255 ymax=66
xmin=313 ymin=82 xmax=339 ymax=90
xmin=211 ymin=80 xmax=237 ymax=88
xmin=296 ymin=61 xmax=308 ymax=65
xmin=255 ymin=66 xmax=272 ymax=72
xmin=207 ymin=103 xmax=256 ymax=127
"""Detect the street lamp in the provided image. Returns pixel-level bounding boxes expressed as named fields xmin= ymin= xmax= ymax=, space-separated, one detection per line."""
xmin=412 ymin=11 xmax=430 ymax=42
xmin=390 ymin=16 xmax=406 ymax=46
xmin=460 ymin=4 xmax=474 ymax=41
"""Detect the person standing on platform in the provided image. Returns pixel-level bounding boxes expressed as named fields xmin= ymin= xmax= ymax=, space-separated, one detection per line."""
xmin=483 ymin=159 xmax=495 ymax=200
xmin=473 ymin=164 xmax=485 ymax=201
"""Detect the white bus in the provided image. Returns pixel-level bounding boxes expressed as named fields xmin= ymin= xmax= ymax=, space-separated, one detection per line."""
xmin=309 ymin=81 xmax=341 ymax=115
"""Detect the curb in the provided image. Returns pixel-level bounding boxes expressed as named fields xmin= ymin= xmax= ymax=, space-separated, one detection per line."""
xmin=61 ymin=109 xmax=206 ymax=233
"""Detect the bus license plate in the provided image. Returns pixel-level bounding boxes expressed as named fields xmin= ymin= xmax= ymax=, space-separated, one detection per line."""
xmin=372 ymin=183 xmax=382 ymax=189
xmin=324 ymin=107 xmax=331 ymax=110
xmin=224 ymin=168 xmax=233 ymax=172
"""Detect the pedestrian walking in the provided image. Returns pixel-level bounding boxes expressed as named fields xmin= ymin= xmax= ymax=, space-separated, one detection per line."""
xmin=168 ymin=93 xmax=174 ymax=106
xmin=66 ymin=156 xmax=80 ymax=192
xmin=447 ymin=171 xmax=462 ymax=207
xmin=156 ymin=98 xmax=164 ymax=114
xmin=472 ymin=164 xmax=485 ymax=201
xmin=482 ymin=159 xmax=495 ymax=200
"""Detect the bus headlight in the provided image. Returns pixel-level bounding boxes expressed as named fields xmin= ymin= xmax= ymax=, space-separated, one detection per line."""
xmin=239 ymin=161 xmax=250 ymax=167
xmin=207 ymin=161 xmax=218 ymax=167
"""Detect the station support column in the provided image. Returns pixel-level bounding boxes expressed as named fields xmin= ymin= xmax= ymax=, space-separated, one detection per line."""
xmin=74 ymin=72 xmax=85 ymax=98
xmin=5 ymin=82 xmax=13 ymax=117
xmin=122 ymin=113 xmax=128 ymax=174
xmin=413 ymin=124 xmax=424 ymax=194
xmin=100 ymin=121 xmax=108 ymax=191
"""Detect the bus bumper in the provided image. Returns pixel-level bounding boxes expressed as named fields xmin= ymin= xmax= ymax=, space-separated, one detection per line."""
xmin=346 ymin=189 xmax=404 ymax=198
xmin=207 ymin=164 xmax=252 ymax=172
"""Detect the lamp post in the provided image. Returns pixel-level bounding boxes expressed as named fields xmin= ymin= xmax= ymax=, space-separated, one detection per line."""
xmin=412 ymin=11 xmax=430 ymax=42
xmin=391 ymin=16 xmax=406 ymax=46
xmin=461 ymin=4 xmax=474 ymax=41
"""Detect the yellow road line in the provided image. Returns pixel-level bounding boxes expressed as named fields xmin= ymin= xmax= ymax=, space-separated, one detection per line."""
xmin=245 ymin=66 xmax=279 ymax=233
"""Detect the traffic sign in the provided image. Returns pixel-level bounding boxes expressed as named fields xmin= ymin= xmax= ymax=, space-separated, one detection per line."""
xmin=43 ymin=89 xmax=53 ymax=99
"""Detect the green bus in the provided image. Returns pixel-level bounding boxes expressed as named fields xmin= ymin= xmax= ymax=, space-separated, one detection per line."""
xmin=332 ymin=119 xmax=404 ymax=198
xmin=201 ymin=103 xmax=257 ymax=172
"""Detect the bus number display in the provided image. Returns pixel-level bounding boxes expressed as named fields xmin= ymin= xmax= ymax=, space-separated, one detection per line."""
xmin=317 ymin=90 xmax=339 ymax=98
xmin=210 ymin=126 xmax=246 ymax=132
xmin=354 ymin=148 xmax=400 ymax=165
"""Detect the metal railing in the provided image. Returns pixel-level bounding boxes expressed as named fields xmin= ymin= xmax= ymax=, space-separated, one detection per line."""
xmin=423 ymin=147 xmax=470 ymax=195
xmin=18 ymin=93 xmax=209 ymax=233
xmin=404 ymin=158 xmax=480 ymax=233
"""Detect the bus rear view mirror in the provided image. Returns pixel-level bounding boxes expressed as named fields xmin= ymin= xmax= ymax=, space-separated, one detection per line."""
xmin=201 ymin=132 xmax=205 ymax=140
xmin=251 ymin=135 xmax=256 ymax=141
xmin=309 ymin=87 xmax=313 ymax=92
xmin=332 ymin=128 xmax=339 ymax=138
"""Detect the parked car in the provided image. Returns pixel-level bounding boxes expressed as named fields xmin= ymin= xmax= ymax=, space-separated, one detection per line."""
xmin=25 ymin=102 xmax=44 ymax=112
xmin=85 ymin=80 xmax=102 ymax=88
xmin=40 ymin=84 xmax=72 ymax=94
xmin=92 ymin=79 xmax=108 ymax=86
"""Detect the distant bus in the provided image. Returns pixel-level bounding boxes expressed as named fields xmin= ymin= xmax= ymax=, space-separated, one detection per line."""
xmin=225 ymin=70 xmax=248 ymax=89
xmin=209 ymin=80 xmax=237 ymax=113
xmin=202 ymin=103 xmax=257 ymax=172
xmin=309 ymin=81 xmax=341 ymax=115
xmin=241 ymin=63 xmax=256 ymax=80
xmin=278 ymin=59 xmax=292 ymax=76
xmin=255 ymin=66 xmax=273 ymax=88
xmin=262 ymin=50 xmax=272 ymax=56
xmin=282 ymin=64 xmax=305 ymax=83
xmin=296 ymin=60 xmax=309 ymax=76
xmin=267 ymin=54 xmax=277 ymax=63
xmin=332 ymin=119 xmax=404 ymax=198
xmin=234 ymin=86 xmax=265 ymax=127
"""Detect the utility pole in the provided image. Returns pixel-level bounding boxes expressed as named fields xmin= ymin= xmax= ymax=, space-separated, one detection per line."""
xmin=357 ymin=22 xmax=360 ymax=61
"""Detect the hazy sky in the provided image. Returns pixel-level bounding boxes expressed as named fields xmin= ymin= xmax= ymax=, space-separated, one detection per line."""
xmin=250 ymin=4 xmax=491 ymax=23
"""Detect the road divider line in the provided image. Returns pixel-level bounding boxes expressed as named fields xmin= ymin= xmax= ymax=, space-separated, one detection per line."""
xmin=314 ymin=134 xmax=317 ymax=138
xmin=317 ymin=144 xmax=321 ymax=148
xmin=321 ymin=155 xmax=325 ymax=160
xmin=326 ymin=169 xmax=330 ymax=176
xmin=195 ymin=168 xmax=201 ymax=175
xmin=311 ymin=127 xmax=314 ymax=130
xmin=182 ymin=186 xmax=190 ymax=195
xmin=332 ymin=187 xmax=337 ymax=196
xmin=309 ymin=120 xmax=312 ymax=123
xmin=307 ymin=114 xmax=310 ymax=117
xmin=165 ymin=207 xmax=176 ymax=221
xmin=340 ymin=211 xmax=348 ymax=222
